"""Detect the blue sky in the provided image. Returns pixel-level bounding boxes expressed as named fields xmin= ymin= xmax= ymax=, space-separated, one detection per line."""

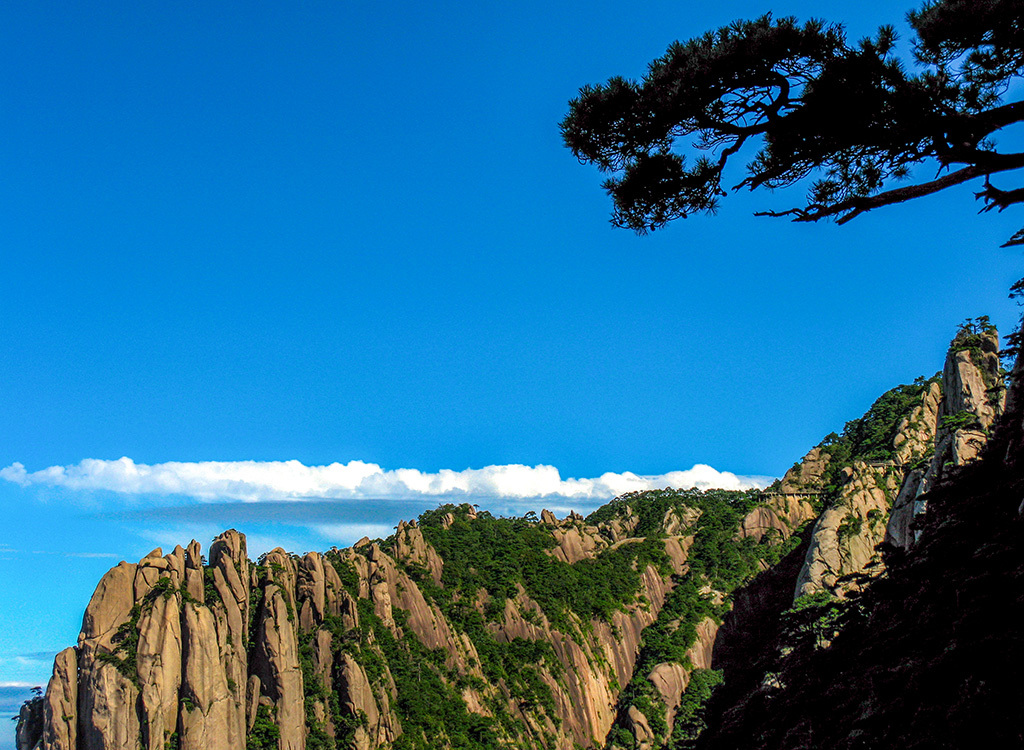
xmin=1 ymin=0 xmax=1022 ymax=739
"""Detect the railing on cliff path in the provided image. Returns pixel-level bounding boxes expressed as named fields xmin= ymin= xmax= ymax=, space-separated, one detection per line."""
xmin=758 ymin=491 xmax=821 ymax=501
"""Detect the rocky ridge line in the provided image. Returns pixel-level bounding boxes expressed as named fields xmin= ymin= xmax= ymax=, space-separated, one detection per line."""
xmin=20 ymin=503 xmax=750 ymax=750
xmin=797 ymin=326 xmax=1003 ymax=600
xmin=15 ymin=325 xmax=1007 ymax=750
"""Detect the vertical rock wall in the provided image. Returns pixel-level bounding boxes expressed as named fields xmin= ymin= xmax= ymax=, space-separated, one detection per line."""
xmin=795 ymin=461 xmax=903 ymax=598
xmin=887 ymin=329 xmax=1004 ymax=548
xmin=31 ymin=530 xmax=406 ymax=750
xmin=42 ymin=648 xmax=77 ymax=750
xmin=798 ymin=328 xmax=1005 ymax=599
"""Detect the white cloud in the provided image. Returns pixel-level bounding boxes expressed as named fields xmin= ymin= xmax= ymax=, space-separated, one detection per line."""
xmin=1 ymin=457 xmax=772 ymax=503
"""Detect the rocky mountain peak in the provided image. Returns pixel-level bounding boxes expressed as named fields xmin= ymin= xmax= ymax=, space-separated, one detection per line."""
xmin=793 ymin=324 xmax=1007 ymax=601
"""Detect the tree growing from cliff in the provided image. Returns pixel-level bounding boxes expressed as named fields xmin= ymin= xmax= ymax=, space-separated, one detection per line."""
xmin=561 ymin=0 xmax=1024 ymax=245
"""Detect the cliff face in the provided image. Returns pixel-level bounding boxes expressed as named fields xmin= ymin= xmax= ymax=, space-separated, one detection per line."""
xmin=17 ymin=323 xmax=1017 ymax=750
xmin=18 ymin=490 xmax=804 ymax=750
xmin=795 ymin=325 xmax=1004 ymax=600
xmin=794 ymin=461 xmax=903 ymax=598
xmin=699 ymin=332 xmax=1024 ymax=750
xmin=887 ymin=327 xmax=1004 ymax=548
xmin=27 ymin=530 xmax=395 ymax=750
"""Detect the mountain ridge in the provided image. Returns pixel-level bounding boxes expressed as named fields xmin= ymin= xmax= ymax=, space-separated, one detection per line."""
xmin=16 ymin=321 xmax=1017 ymax=750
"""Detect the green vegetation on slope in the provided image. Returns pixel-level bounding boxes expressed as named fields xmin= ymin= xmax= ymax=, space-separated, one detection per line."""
xmin=606 ymin=576 xmax=720 ymax=748
xmin=298 ymin=628 xmax=332 ymax=750
xmin=247 ymin=705 xmax=280 ymax=750
xmin=354 ymin=595 xmax=499 ymax=749
xmin=817 ymin=378 xmax=938 ymax=500
xmin=668 ymin=669 xmax=724 ymax=749
xmin=322 ymin=551 xmax=519 ymax=749
xmin=418 ymin=505 xmax=670 ymax=629
xmin=312 ymin=491 xmax=802 ymax=750
xmin=410 ymin=504 xmax=679 ymax=742
xmin=588 ymin=488 xmax=802 ymax=593
xmin=594 ymin=489 xmax=806 ymax=749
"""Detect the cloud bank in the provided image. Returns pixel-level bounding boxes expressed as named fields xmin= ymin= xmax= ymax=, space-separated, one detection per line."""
xmin=1 ymin=458 xmax=771 ymax=503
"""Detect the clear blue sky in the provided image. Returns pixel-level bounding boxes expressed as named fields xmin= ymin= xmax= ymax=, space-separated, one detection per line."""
xmin=1 ymin=0 xmax=1021 ymax=736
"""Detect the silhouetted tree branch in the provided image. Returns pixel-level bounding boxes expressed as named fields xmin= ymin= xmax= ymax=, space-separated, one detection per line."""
xmin=562 ymin=0 xmax=1024 ymax=243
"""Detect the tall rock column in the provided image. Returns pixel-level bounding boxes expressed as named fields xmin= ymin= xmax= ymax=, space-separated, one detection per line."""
xmin=41 ymin=647 xmax=77 ymax=750
xmin=208 ymin=530 xmax=252 ymax=746
xmin=885 ymin=381 xmax=941 ymax=549
xmin=180 ymin=600 xmax=236 ymax=750
xmin=136 ymin=589 xmax=182 ymax=750
xmin=888 ymin=328 xmax=1004 ymax=548
xmin=252 ymin=550 xmax=306 ymax=750
xmin=921 ymin=328 xmax=1003 ymax=493
xmin=76 ymin=561 xmax=142 ymax=750
xmin=297 ymin=552 xmax=326 ymax=633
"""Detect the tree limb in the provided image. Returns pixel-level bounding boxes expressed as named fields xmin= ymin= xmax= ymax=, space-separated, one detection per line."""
xmin=972 ymin=99 xmax=1024 ymax=134
xmin=756 ymin=155 xmax=1024 ymax=224
xmin=1001 ymin=227 xmax=1024 ymax=247
xmin=976 ymin=182 xmax=1024 ymax=212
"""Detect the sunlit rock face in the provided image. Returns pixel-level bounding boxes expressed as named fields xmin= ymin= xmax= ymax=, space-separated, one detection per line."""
xmin=792 ymin=327 xmax=1006 ymax=601
xmin=23 ymin=496 xmax=751 ymax=750
xmin=886 ymin=328 xmax=1004 ymax=550
xmin=795 ymin=461 xmax=903 ymax=598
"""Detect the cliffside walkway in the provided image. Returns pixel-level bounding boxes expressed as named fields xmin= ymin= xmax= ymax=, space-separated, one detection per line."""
xmin=759 ymin=491 xmax=821 ymax=502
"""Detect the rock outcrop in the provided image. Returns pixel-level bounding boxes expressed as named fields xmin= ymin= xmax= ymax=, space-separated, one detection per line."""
xmin=779 ymin=446 xmax=830 ymax=494
xmin=16 ymin=695 xmax=43 ymax=750
xmin=887 ymin=328 xmax=1004 ymax=549
xmin=42 ymin=648 xmax=77 ymax=750
xmin=23 ymin=495 xmax=778 ymax=750
xmin=795 ymin=461 xmax=902 ymax=598
xmin=179 ymin=600 xmax=233 ymax=750
xmin=697 ymin=330 xmax=1024 ymax=750
xmin=797 ymin=326 xmax=1005 ymax=599
xmin=738 ymin=492 xmax=817 ymax=543
xmin=25 ymin=534 xmax=393 ymax=750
